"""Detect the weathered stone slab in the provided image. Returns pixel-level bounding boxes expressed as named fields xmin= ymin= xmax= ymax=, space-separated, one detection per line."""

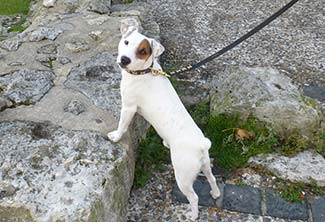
xmin=210 ymin=66 xmax=321 ymax=136
xmin=88 ymin=0 xmax=111 ymax=14
xmin=172 ymin=177 xmax=223 ymax=207
xmin=0 ymin=97 xmax=12 ymax=111
xmin=0 ymin=120 xmax=132 ymax=222
xmin=311 ymin=196 xmax=325 ymax=222
xmin=0 ymin=38 xmax=22 ymax=51
xmin=43 ymin=0 xmax=56 ymax=8
xmin=65 ymin=39 xmax=90 ymax=53
xmin=27 ymin=26 xmax=63 ymax=42
xmin=249 ymin=151 xmax=325 ymax=187
xmin=0 ymin=69 xmax=55 ymax=104
xmin=222 ymin=184 xmax=261 ymax=215
xmin=265 ymin=189 xmax=308 ymax=220
xmin=64 ymin=99 xmax=86 ymax=115
xmin=64 ymin=51 xmax=121 ymax=116
xmin=37 ymin=43 xmax=58 ymax=54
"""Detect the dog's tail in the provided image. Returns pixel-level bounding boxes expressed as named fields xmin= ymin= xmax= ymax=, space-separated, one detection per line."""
xmin=202 ymin=137 xmax=212 ymax=150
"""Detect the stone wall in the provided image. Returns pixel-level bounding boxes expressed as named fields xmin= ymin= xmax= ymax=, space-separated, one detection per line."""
xmin=0 ymin=1 xmax=155 ymax=221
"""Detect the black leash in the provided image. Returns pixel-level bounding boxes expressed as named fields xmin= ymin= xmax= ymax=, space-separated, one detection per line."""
xmin=164 ymin=0 xmax=300 ymax=77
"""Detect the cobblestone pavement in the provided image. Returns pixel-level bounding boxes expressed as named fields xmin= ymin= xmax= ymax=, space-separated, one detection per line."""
xmin=127 ymin=165 xmax=315 ymax=222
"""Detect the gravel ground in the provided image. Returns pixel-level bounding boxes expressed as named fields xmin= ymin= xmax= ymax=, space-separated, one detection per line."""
xmin=139 ymin=0 xmax=325 ymax=88
xmin=127 ymin=165 xmax=305 ymax=222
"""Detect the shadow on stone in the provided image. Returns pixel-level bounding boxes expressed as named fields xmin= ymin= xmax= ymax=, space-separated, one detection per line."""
xmin=265 ymin=189 xmax=308 ymax=220
xmin=172 ymin=177 xmax=224 ymax=207
xmin=222 ymin=184 xmax=261 ymax=215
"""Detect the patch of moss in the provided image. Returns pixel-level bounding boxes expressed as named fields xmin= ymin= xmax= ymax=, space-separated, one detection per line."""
xmin=311 ymin=129 xmax=325 ymax=157
xmin=276 ymin=130 xmax=309 ymax=157
xmin=0 ymin=0 xmax=31 ymax=15
xmin=134 ymin=127 xmax=170 ymax=188
xmin=301 ymin=96 xmax=318 ymax=109
xmin=22 ymin=100 xmax=31 ymax=106
xmin=0 ymin=206 xmax=36 ymax=222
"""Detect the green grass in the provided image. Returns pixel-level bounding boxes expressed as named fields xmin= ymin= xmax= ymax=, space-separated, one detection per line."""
xmin=280 ymin=183 xmax=305 ymax=203
xmin=312 ymin=130 xmax=325 ymax=156
xmin=0 ymin=0 xmax=31 ymax=15
xmin=235 ymin=180 xmax=246 ymax=187
xmin=134 ymin=128 xmax=170 ymax=188
xmin=276 ymin=179 xmax=325 ymax=202
xmin=189 ymin=102 xmax=278 ymax=170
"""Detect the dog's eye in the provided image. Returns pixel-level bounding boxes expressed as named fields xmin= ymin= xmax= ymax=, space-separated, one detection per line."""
xmin=124 ymin=40 xmax=129 ymax=45
xmin=139 ymin=49 xmax=146 ymax=55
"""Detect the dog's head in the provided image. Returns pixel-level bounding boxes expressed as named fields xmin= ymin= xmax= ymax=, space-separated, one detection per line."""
xmin=117 ymin=18 xmax=165 ymax=71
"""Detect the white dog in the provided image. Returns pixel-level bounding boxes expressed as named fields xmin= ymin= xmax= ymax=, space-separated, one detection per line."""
xmin=108 ymin=18 xmax=220 ymax=220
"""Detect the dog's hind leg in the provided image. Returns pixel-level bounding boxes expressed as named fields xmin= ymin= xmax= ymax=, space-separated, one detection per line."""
xmin=172 ymin=151 xmax=200 ymax=220
xmin=175 ymin=172 xmax=199 ymax=220
xmin=201 ymin=150 xmax=220 ymax=199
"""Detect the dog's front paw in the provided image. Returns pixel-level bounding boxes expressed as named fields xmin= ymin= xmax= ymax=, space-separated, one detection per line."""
xmin=107 ymin=130 xmax=122 ymax=142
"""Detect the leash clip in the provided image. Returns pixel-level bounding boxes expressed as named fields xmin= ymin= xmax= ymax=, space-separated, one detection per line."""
xmin=150 ymin=68 xmax=171 ymax=77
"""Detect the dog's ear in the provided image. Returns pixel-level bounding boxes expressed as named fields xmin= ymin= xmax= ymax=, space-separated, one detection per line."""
xmin=120 ymin=18 xmax=140 ymax=37
xmin=151 ymin=39 xmax=165 ymax=57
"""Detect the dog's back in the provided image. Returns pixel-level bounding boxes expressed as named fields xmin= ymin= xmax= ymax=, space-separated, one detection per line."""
xmin=122 ymin=70 xmax=207 ymax=150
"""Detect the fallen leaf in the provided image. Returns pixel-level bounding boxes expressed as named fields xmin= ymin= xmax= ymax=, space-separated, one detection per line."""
xmin=227 ymin=178 xmax=241 ymax=184
xmin=236 ymin=129 xmax=251 ymax=139
xmin=208 ymin=207 xmax=218 ymax=216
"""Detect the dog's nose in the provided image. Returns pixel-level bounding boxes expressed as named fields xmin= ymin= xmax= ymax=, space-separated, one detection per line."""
xmin=120 ymin=56 xmax=131 ymax=66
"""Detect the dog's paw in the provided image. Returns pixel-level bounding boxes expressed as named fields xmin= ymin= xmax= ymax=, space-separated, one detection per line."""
xmin=210 ymin=190 xmax=220 ymax=199
xmin=184 ymin=210 xmax=198 ymax=221
xmin=107 ymin=130 xmax=122 ymax=143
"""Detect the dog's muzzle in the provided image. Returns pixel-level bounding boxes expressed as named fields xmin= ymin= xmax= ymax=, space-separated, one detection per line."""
xmin=119 ymin=56 xmax=131 ymax=68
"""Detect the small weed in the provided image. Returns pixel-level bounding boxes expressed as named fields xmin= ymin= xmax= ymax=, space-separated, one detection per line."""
xmin=310 ymin=179 xmax=325 ymax=195
xmin=235 ymin=180 xmax=246 ymax=187
xmin=0 ymin=0 xmax=31 ymax=15
xmin=122 ymin=0 xmax=133 ymax=4
xmin=47 ymin=57 xmax=56 ymax=69
xmin=276 ymin=130 xmax=308 ymax=157
xmin=301 ymin=96 xmax=318 ymax=109
xmin=279 ymin=183 xmax=305 ymax=202
xmin=275 ymin=178 xmax=325 ymax=202
xmin=8 ymin=16 xmax=27 ymax=33
xmin=134 ymin=127 xmax=170 ymax=188
xmin=8 ymin=25 xmax=27 ymax=33
xmin=22 ymin=100 xmax=31 ymax=106
xmin=311 ymin=130 xmax=325 ymax=157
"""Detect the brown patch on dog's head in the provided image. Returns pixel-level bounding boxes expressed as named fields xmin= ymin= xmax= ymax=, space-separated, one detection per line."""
xmin=136 ymin=39 xmax=152 ymax=61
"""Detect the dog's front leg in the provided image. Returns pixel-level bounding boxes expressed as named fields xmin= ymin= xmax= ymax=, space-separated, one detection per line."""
xmin=107 ymin=106 xmax=136 ymax=142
